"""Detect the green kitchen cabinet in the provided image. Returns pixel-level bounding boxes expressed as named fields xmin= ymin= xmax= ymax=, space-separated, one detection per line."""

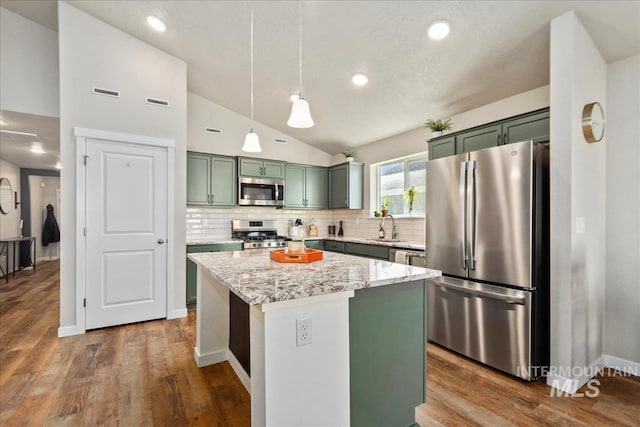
xmin=428 ymin=108 xmax=549 ymax=159
xmin=324 ymin=240 xmax=346 ymax=253
xmin=303 ymin=240 xmax=323 ymax=250
xmin=328 ymin=162 xmax=364 ymax=209
xmin=238 ymin=157 xmax=285 ymax=179
xmin=457 ymin=124 xmax=502 ymax=153
xmin=285 ymin=164 xmax=328 ymax=209
xmin=501 ymin=110 xmax=550 ymax=145
xmin=345 ymin=242 xmax=389 ymax=260
xmin=186 ymin=243 xmax=243 ymax=308
xmin=187 ymin=152 xmax=236 ymax=206
xmin=429 ymin=135 xmax=457 ymax=160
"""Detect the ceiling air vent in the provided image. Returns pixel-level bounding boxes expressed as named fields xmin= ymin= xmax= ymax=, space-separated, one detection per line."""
xmin=274 ymin=138 xmax=288 ymax=144
xmin=206 ymin=128 xmax=221 ymax=133
xmin=93 ymin=86 xmax=120 ymax=98
xmin=146 ymin=97 xmax=170 ymax=107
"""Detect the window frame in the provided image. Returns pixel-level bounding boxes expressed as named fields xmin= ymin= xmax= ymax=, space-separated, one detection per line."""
xmin=374 ymin=153 xmax=428 ymax=218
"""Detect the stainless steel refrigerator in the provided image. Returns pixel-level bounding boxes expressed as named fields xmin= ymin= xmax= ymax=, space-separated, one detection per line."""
xmin=425 ymin=140 xmax=549 ymax=380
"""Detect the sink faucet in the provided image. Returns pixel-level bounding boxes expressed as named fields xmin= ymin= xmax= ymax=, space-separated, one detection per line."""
xmin=380 ymin=215 xmax=398 ymax=240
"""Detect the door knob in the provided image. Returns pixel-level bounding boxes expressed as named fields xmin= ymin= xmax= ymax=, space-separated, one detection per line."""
xmin=157 ymin=239 xmax=165 ymax=244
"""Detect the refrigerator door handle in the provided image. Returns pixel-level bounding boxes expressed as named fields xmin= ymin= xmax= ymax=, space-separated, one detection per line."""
xmin=467 ymin=160 xmax=477 ymax=270
xmin=430 ymin=279 xmax=526 ymax=305
xmin=459 ymin=161 xmax=467 ymax=269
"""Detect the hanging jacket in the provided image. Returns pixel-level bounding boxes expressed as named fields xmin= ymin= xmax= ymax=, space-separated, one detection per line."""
xmin=42 ymin=204 xmax=60 ymax=246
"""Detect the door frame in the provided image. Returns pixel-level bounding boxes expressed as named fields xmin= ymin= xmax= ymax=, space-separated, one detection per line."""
xmin=74 ymin=127 xmax=175 ymax=334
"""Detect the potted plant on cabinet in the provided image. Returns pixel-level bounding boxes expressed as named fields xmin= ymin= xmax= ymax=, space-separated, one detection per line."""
xmin=343 ymin=149 xmax=358 ymax=162
xmin=404 ymin=185 xmax=417 ymax=215
xmin=381 ymin=197 xmax=390 ymax=217
xmin=425 ymin=118 xmax=453 ymax=138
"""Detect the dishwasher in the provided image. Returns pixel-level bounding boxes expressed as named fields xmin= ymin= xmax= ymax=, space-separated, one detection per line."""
xmin=389 ymin=248 xmax=426 ymax=267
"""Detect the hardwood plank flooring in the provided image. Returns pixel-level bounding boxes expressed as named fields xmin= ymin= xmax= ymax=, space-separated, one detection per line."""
xmin=2 ymin=261 xmax=638 ymax=426
xmin=0 ymin=261 xmax=250 ymax=426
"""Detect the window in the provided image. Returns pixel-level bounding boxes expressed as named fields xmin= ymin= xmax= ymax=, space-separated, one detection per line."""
xmin=376 ymin=155 xmax=427 ymax=216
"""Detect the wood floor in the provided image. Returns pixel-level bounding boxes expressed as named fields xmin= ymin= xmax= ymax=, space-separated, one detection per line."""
xmin=1 ymin=261 xmax=638 ymax=426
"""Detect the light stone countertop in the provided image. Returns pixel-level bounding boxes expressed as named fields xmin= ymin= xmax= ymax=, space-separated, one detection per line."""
xmin=186 ymin=239 xmax=244 ymax=246
xmin=319 ymin=237 xmax=425 ymax=251
xmin=188 ymin=250 xmax=440 ymax=305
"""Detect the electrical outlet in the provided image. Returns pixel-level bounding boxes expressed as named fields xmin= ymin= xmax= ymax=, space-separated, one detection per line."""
xmin=296 ymin=317 xmax=312 ymax=347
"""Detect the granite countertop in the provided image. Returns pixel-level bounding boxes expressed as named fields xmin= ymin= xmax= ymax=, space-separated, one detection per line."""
xmin=188 ymin=250 xmax=440 ymax=305
xmin=187 ymin=239 xmax=244 ymax=246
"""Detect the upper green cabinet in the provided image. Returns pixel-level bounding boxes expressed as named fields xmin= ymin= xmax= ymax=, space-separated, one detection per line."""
xmin=428 ymin=136 xmax=456 ymax=160
xmin=285 ymin=164 xmax=328 ymax=209
xmin=429 ymin=108 xmax=549 ymax=160
xmin=329 ymin=162 xmax=364 ymax=209
xmin=187 ymin=152 xmax=236 ymax=206
xmin=238 ymin=157 xmax=285 ymax=179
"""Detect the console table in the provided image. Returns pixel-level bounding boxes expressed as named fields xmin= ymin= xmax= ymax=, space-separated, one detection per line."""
xmin=0 ymin=237 xmax=36 ymax=283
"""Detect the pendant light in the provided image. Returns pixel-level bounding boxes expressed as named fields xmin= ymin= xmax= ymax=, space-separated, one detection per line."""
xmin=287 ymin=1 xmax=314 ymax=128
xmin=242 ymin=8 xmax=262 ymax=153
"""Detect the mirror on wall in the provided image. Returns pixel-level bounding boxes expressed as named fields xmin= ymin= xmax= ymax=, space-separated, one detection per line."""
xmin=0 ymin=177 xmax=13 ymax=214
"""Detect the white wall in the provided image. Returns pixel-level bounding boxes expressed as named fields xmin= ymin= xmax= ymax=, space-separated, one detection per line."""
xmin=58 ymin=2 xmax=187 ymax=333
xmin=0 ymin=159 xmax=21 ymax=272
xmin=605 ymin=54 xmax=640 ymax=364
xmin=0 ymin=7 xmax=59 ymax=117
xmin=548 ymin=11 xmax=607 ymax=393
xmin=29 ymin=176 xmax=60 ymax=261
xmin=188 ymin=92 xmax=333 ymax=166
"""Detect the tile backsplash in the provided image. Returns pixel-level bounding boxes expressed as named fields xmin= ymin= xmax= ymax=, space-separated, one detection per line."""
xmin=186 ymin=206 xmax=425 ymax=246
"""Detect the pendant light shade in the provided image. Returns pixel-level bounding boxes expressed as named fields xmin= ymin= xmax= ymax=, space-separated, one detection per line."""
xmin=287 ymin=97 xmax=314 ymax=128
xmin=242 ymin=8 xmax=262 ymax=153
xmin=288 ymin=1 xmax=314 ymax=129
xmin=242 ymin=130 xmax=261 ymax=152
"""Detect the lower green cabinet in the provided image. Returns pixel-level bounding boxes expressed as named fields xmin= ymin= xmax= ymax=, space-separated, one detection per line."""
xmin=345 ymin=242 xmax=389 ymax=260
xmin=324 ymin=240 xmax=346 ymax=253
xmin=303 ymin=240 xmax=323 ymax=250
xmin=186 ymin=243 xmax=243 ymax=308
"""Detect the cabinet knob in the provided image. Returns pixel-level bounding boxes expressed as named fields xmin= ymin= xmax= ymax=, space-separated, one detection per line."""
xmin=503 ymin=133 xmax=508 ymax=145
xmin=497 ymin=134 xmax=501 ymax=146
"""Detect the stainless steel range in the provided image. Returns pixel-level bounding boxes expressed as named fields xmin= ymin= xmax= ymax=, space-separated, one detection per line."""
xmin=232 ymin=220 xmax=290 ymax=250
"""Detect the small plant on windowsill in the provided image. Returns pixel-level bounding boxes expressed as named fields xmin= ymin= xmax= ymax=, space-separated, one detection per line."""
xmin=381 ymin=197 xmax=390 ymax=217
xmin=404 ymin=185 xmax=417 ymax=215
xmin=425 ymin=118 xmax=453 ymax=138
xmin=343 ymin=149 xmax=358 ymax=162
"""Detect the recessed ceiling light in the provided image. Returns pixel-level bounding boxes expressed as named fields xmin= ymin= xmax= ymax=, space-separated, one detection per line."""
xmin=352 ymin=73 xmax=368 ymax=86
xmin=30 ymin=142 xmax=44 ymax=154
xmin=428 ymin=20 xmax=450 ymax=40
xmin=147 ymin=16 xmax=166 ymax=32
xmin=290 ymin=93 xmax=300 ymax=102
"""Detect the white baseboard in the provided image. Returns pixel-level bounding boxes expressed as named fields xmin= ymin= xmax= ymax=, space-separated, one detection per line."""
xmin=58 ymin=324 xmax=82 ymax=337
xmin=546 ymin=356 xmax=604 ymax=394
xmin=194 ymin=346 xmax=227 ymax=368
xmin=168 ymin=308 xmax=188 ymax=319
xmin=227 ymin=349 xmax=251 ymax=393
xmin=604 ymin=354 xmax=640 ymax=377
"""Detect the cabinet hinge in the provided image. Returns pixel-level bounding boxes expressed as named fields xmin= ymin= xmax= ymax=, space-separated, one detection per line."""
xmin=83 ymin=155 xmax=89 ymax=165
xmin=83 ymin=298 xmax=86 ymax=307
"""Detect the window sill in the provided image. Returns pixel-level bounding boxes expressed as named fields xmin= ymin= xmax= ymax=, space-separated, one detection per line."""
xmin=368 ymin=215 xmax=425 ymax=220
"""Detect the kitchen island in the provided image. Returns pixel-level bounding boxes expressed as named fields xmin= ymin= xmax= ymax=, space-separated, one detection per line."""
xmin=189 ymin=249 xmax=440 ymax=427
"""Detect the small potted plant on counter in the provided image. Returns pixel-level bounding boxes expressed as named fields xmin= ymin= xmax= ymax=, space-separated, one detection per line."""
xmin=343 ymin=149 xmax=358 ymax=162
xmin=373 ymin=210 xmax=381 ymax=218
xmin=425 ymin=118 xmax=453 ymax=138
xmin=381 ymin=197 xmax=390 ymax=217
xmin=404 ymin=185 xmax=417 ymax=214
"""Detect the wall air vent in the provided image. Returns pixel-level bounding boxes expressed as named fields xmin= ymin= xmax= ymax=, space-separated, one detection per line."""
xmin=206 ymin=128 xmax=221 ymax=133
xmin=274 ymin=138 xmax=288 ymax=144
xmin=93 ymin=87 xmax=120 ymax=98
xmin=146 ymin=97 xmax=170 ymax=107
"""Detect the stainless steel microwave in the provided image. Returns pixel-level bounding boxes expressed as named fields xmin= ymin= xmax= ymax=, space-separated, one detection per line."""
xmin=238 ymin=177 xmax=284 ymax=207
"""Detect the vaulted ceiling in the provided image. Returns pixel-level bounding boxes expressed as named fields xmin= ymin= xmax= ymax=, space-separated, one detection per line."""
xmin=2 ymin=1 xmax=639 ymax=157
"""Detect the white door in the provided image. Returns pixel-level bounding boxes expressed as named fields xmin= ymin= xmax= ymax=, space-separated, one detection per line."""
xmin=85 ymin=138 xmax=168 ymax=330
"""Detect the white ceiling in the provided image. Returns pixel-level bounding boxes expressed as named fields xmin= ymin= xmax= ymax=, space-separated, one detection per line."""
xmin=1 ymin=1 xmax=639 ymax=156
xmin=0 ymin=110 xmax=60 ymax=170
